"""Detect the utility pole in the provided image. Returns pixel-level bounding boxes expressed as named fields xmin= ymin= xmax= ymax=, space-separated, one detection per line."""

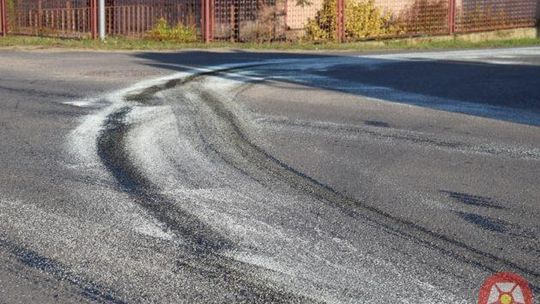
xmin=99 ymin=0 xmax=105 ymax=40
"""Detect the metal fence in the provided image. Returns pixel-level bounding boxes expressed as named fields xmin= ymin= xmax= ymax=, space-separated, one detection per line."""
xmin=4 ymin=0 xmax=95 ymax=37
xmin=105 ymin=0 xmax=199 ymax=37
xmin=213 ymin=0 xmax=287 ymax=41
xmin=456 ymin=0 xmax=537 ymax=33
xmin=0 ymin=0 xmax=538 ymax=41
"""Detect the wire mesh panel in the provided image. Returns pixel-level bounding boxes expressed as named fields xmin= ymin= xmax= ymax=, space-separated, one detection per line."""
xmin=2 ymin=0 xmax=538 ymax=41
xmin=389 ymin=0 xmax=450 ymax=36
xmin=301 ymin=0 xmax=452 ymax=41
xmin=302 ymin=0 xmax=537 ymax=41
xmin=286 ymin=0 xmax=324 ymax=31
xmin=213 ymin=0 xmax=286 ymax=41
xmin=8 ymin=0 xmax=93 ymax=37
xmin=105 ymin=0 xmax=200 ymax=37
xmin=456 ymin=0 xmax=537 ymax=32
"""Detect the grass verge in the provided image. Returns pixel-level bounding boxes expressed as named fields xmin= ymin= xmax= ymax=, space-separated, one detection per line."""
xmin=1 ymin=35 xmax=540 ymax=52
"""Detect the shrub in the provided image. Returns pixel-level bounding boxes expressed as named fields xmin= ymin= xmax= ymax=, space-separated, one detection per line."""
xmin=304 ymin=0 xmax=396 ymax=41
xmin=345 ymin=0 xmax=396 ymax=39
xmin=146 ymin=18 xmax=198 ymax=43
xmin=304 ymin=0 xmax=338 ymax=41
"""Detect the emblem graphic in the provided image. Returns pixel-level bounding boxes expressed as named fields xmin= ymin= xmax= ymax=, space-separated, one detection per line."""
xmin=478 ymin=272 xmax=533 ymax=304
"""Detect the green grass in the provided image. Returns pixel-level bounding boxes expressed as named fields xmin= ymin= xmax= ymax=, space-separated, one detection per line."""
xmin=1 ymin=34 xmax=540 ymax=52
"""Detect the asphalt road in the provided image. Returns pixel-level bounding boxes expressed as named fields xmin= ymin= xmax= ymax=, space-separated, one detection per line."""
xmin=0 ymin=47 xmax=539 ymax=303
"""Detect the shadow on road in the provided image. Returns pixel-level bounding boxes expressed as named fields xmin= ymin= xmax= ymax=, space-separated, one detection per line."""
xmin=133 ymin=50 xmax=540 ymax=126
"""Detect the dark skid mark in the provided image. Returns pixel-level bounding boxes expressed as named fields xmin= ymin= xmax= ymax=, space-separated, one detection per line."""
xmin=96 ymin=107 xmax=231 ymax=253
xmin=265 ymin=117 xmax=538 ymax=160
xmin=94 ymin=64 xmax=540 ymax=296
xmin=364 ymin=120 xmax=390 ymax=128
xmin=0 ymin=237 xmax=125 ymax=304
xmin=123 ymin=63 xmax=267 ymax=105
xmin=185 ymin=71 xmax=540 ymax=288
xmin=441 ymin=190 xmax=504 ymax=209
xmin=96 ymin=68 xmax=314 ymax=303
xmin=267 ymin=118 xmax=468 ymax=150
xmin=456 ymin=212 xmax=508 ymax=233
xmin=0 ymin=84 xmax=81 ymax=99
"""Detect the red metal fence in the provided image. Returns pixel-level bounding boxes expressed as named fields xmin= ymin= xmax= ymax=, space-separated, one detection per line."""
xmin=105 ymin=0 xmax=199 ymax=37
xmin=456 ymin=0 xmax=538 ymax=33
xmin=6 ymin=0 xmax=96 ymax=37
xmin=213 ymin=0 xmax=286 ymax=41
xmin=0 ymin=0 xmax=538 ymax=42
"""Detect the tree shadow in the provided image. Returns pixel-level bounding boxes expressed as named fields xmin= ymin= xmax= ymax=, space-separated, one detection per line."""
xmin=133 ymin=50 xmax=540 ymax=126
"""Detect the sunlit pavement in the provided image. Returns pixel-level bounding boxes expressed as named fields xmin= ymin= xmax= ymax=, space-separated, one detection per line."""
xmin=0 ymin=47 xmax=538 ymax=303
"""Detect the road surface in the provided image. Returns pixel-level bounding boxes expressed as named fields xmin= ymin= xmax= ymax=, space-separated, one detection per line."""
xmin=0 ymin=48 xmax=539 ymax=303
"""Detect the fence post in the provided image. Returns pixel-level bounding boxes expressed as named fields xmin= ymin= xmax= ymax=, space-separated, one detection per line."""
xmin=336 ymin=0 xmax=345 ymax=42
xmin=91 ymin=0 xmax=97 ymax=39
xmin=99 ymin=0 xmax=105 ymax=40
xmin=0 ymin=0 xmax=7 ymax=37
xmin=284 ymin=0 xmax=288 ymax=31
xmin=38 ymin=0 xmax=43 ymax=31
xmin=229 ymin=4 xmax=236 ymax=42
xmin=448 ymin=0 xmax=456 ymax=34
xmin=210 ymin=0 xmax=215 ymax=41
xmin=202 ymin=0 xmax=212 ymax=43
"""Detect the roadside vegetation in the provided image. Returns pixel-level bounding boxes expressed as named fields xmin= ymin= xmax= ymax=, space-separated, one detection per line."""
xmin=2 ymin=0 xmax=535 ymax=51
xmin=305 ymin=0 xmax=396 ymax=41
xmin=303 ymin=0 xmax=517 ymax=42
xmin=1 ymin=34 xmax=539 ymax=51
xmin=145 ymin=18 xmax=198 ymax=43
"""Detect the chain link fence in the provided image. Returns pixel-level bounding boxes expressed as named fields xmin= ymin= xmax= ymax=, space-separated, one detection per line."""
xmin=0 ymin=0 xmax=538 ymax=41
